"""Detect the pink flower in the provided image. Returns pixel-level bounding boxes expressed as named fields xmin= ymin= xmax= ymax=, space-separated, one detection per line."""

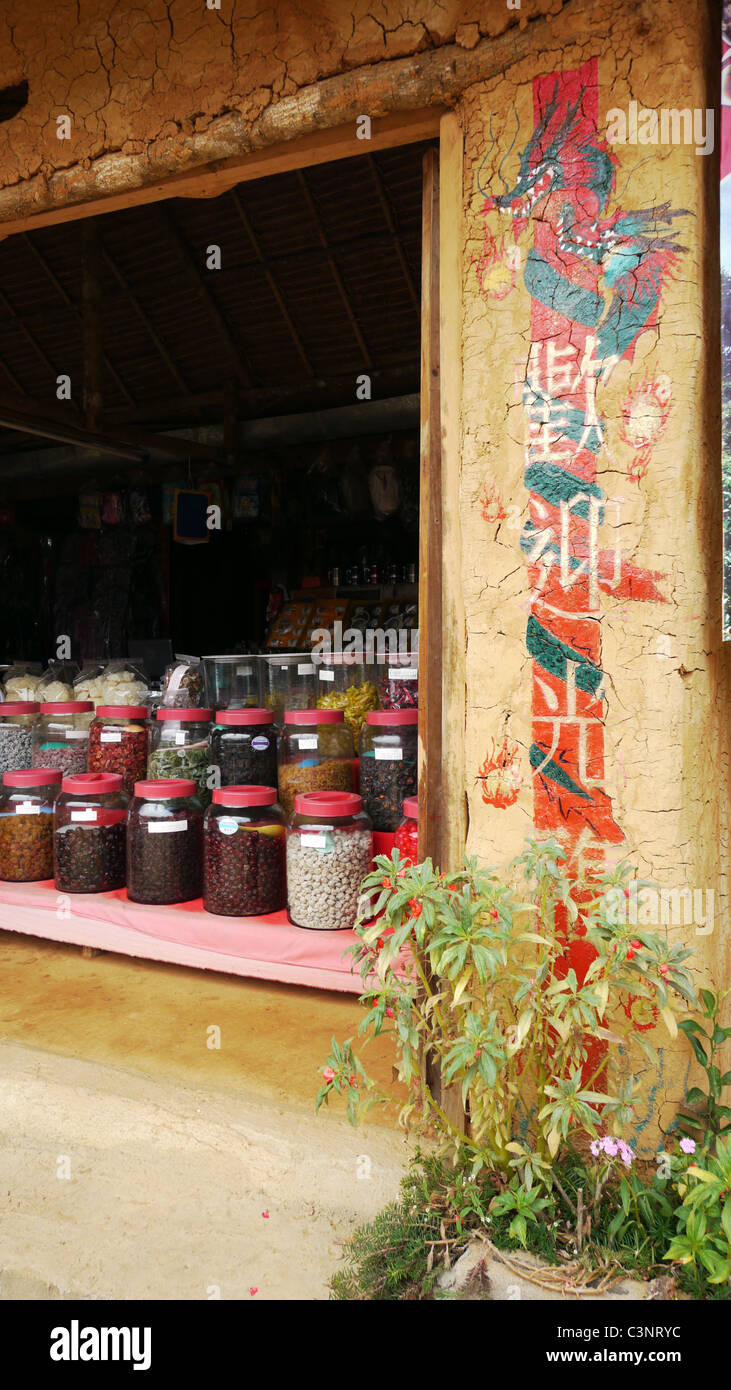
xmin=601 ymin=1138 xmax=619 ymax=1157
xmin=679 ymin=1137 xmax=696 ymax=1154
xmin=590 ymin=1140 xmax=601 ymax=1157
xmin=249 ymin=1287 xmax=258 ymax=1296
xmin=385 ymin=1007 xmax=394 ymax=1018
xmin=262 ymin=1211 xmax=270 ymax=1219
xmin=322 ymin=1066 xmax=335 ymax=1084
xmin=618 ymin=1141 xmax=634 ymax=1168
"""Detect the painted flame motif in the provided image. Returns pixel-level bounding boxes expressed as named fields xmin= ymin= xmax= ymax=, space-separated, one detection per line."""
xmin=618 ymin=371 xmax=672 ymax=482
xmin=478 ymin=736 xmax=523 ymax=809
xmin=475 ymin=217 xmax=520 ymax=303
xmin=481 ymin=481 xmax=507 ymax=523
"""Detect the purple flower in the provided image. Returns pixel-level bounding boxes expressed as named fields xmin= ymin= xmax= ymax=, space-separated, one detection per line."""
xmin=590 ymin=1140 xmax=601 ymax=1157
xmin=679 ymin=1137 xmax=696 ymax=1154
xmin=601 ymin=1138 xmax=619 ymax=1157
xmin=618 ymin=1141 xmax=634 ymax=1168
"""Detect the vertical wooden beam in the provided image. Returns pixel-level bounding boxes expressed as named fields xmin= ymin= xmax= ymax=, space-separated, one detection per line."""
xmin=81 ymin=220 xmax=103 ymax=430
xmin=438 ymin=113 xmax=467 ymax=872
xmin=417 ymin=146 xmax=442 ymax=866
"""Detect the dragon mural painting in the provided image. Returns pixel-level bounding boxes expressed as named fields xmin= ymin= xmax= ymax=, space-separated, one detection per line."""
xmin=481 ymin=57 xmax=688 ymax=871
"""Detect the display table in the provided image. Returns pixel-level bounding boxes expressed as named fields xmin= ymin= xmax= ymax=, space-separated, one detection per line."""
xmin=0 ymin=832 xmax=397 ymax=994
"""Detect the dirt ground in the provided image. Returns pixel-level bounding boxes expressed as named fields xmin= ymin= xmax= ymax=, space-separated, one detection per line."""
xmin=0 ymin=930 xmax=412 ymax=1300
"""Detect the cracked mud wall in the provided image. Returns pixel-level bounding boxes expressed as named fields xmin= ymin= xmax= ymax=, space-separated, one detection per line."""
xmin=0 ymin=0 xmax=563 ymax=214
xmin=455 ymin=0 xmax=729 ymax=1146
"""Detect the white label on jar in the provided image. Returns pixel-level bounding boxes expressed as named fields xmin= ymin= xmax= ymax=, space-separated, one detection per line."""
xmin=301 ymin=832 xmax=329 ymax=851
xmin=297 ymin=664 xmax=315 ymax=675
xmin=18 ymin=801 xmax=40 ymax=814
xmin=174 ymin=732 xmax=187 ymax=745
xmin=71 ymin=809 xmax=97 ymax=822
xmin=218 ymin=817 xmax=238 ymax=836
xmin=318 ymin=669 xmax=335 ymax=681
xmin=388 ymin=667 xmax=418 ymax=680
xmin=251 ymin=735 xmax=269 ymax=751
xmin=100 ymin=731 xmax=123 ymax=743
xmin=236 ymin=666 xmax=253 ymax=676
xmin=375 ymin=747 xmax=403 ymax=761
xmin=64 ymin=731 xmax=89 ymax=740
xmin=298 ymin=736 xmax=318 ymax=749
xmin=148 ymin=820 xmax=188 ymax=833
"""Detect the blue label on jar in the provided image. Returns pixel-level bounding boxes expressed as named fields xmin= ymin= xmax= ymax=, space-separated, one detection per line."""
xmin=251 ymin=736 xmax=270 ymax=751
xmin=218 ymin=817 xmax=238 ymax=836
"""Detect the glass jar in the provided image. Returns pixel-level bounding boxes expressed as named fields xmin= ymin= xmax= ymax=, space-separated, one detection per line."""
xmin=0 ymin=768 xmax=61 ymax=881
xmin=278 ymin=709 xmax=355 ymax=817
xmin=127 ymin=778 xmax=203 ymax=904
xmin=54 ymin=772 xmax=129 ymax=893
xmin=287 ymin=790 xmax=373 ymax=931
xmin=202 ymin=655 xmax=261 ymax=710
xmin=359 ymin=710 xmax=418 ymax=831
xmin=378 ymin=654 xmax=419 ymax=711
xmin=88 ymin=705 xmax=150 ymax=796
xmin=210 ymin=709 xmax=277 ymax=788
xmin=263 ymin=654 xmax=317 ymax=723
xmin=395 ymin=796 xmax=419 ymax=866
xmin=315 ymin=652 xmax=379 ymax=738
xmin=203 ymin=785 xmax=286 ymax=917
xmin=0 ymin=701 xmax=40 ymax=774
xmin=32 ymin=701 xmax=94 ymax=775
xmin=147 ymin=708 xmax=213 ymax=806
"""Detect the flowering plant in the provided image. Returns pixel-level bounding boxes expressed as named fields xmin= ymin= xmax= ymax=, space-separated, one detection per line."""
xmin=316 ymin=840 xmax=696 ymax=1172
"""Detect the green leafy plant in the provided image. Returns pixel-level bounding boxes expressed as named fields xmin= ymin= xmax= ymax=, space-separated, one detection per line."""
xmin=677 ymin=988 xmax=731 ymax=1140
xmin=665 ymin=1135 xmax=731 ymax=1289
xmin=317 ymin=840 xmax=696 ymax=1172
xmin=489 ymin=1176 xmax=555 ymax=1247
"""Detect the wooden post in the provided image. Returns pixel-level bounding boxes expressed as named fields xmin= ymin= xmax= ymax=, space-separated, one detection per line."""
xmin=418 ymin=145 xmax=442 ymax=868
xmin=81 ymin=220 xmax=103 ymax=431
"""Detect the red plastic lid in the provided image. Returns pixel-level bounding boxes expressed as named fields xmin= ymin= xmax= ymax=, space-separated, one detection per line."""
xmin=156 ymin=707 xmax=213 ymax=722
xmin=212 ymin=784 xmax=278 ymax=807
xmin=4 ymin=767 xmax=62 ymax=788
xmin=96 ymin=705 xmax=148 ymax=719
xmin=1 ymin=701 xmax=40 ymax=715
xmin=366 ymin=709 xmax=419 ymax=726
xmin=40 ymin=701 xmax=93 ymax=714
xmin=214 ymin=708 xmax=273 ymax=726
xmin=294 ymin=790 xmax=362 ymax=816
xmin=61 ymin=772 xmax=125 ymax=795
xmin=401 ymin=797 xmax=419 ymax=820
xmin=134 ymin=778 xmax=196 ymax=798
xmin=284 ymin=708 xmax=344 ymax=725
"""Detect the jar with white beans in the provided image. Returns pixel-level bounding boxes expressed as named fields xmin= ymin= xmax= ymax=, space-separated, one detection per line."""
xmin=286 ymin=790 xmax=373 ymax=931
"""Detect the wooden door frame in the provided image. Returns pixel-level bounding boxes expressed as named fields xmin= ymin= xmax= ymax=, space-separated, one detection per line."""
xmin=418 ymin=115 xmax=466 ymax=871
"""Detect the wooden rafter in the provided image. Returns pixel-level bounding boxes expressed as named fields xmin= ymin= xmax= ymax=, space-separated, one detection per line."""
xmin=21 ymin=232 xmax=135 ymax=407
xmin=366 ymin=154 xmax=420 ymax=314
xmin=98 ymin=239 xmax=189 ymax=396
xmin=230 ymin=187 xmax=315 ymax=379
xmin=157 ymin=205 xmax=255 ymax=388
xmin=0 ymin=280 xmax=80 ymax=413
xmin=295 ymin=168 xmax=372 ymax=370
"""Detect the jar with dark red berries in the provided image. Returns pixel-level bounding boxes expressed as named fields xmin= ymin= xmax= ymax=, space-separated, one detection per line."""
xmin=203 ymin=785 xmax=286 ymax=917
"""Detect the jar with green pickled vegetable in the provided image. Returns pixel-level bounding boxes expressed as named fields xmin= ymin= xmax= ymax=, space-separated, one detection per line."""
xmin=315 ymin=653 xmax=379 ymax=738
xmin=147 ymin=708 xmax=213 ymax=806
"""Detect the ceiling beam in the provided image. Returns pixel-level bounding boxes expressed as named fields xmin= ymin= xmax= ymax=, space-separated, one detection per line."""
xmin=295 ymin=168 xmax=373 ymax=370
xmin=98 ymin=238 xmax=190 ymax=395
xmin=21 ymin=232 xmax=135 ymax=407
xmin=0 ymin=395 xmax=224 ymax=466
xmin=157 ymin=205 xmax=255 ymax=389
xmin=229 ymin=187 xmax=315 ymax=380
xmin=366 ymin=153 xmax=420 ymax=314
